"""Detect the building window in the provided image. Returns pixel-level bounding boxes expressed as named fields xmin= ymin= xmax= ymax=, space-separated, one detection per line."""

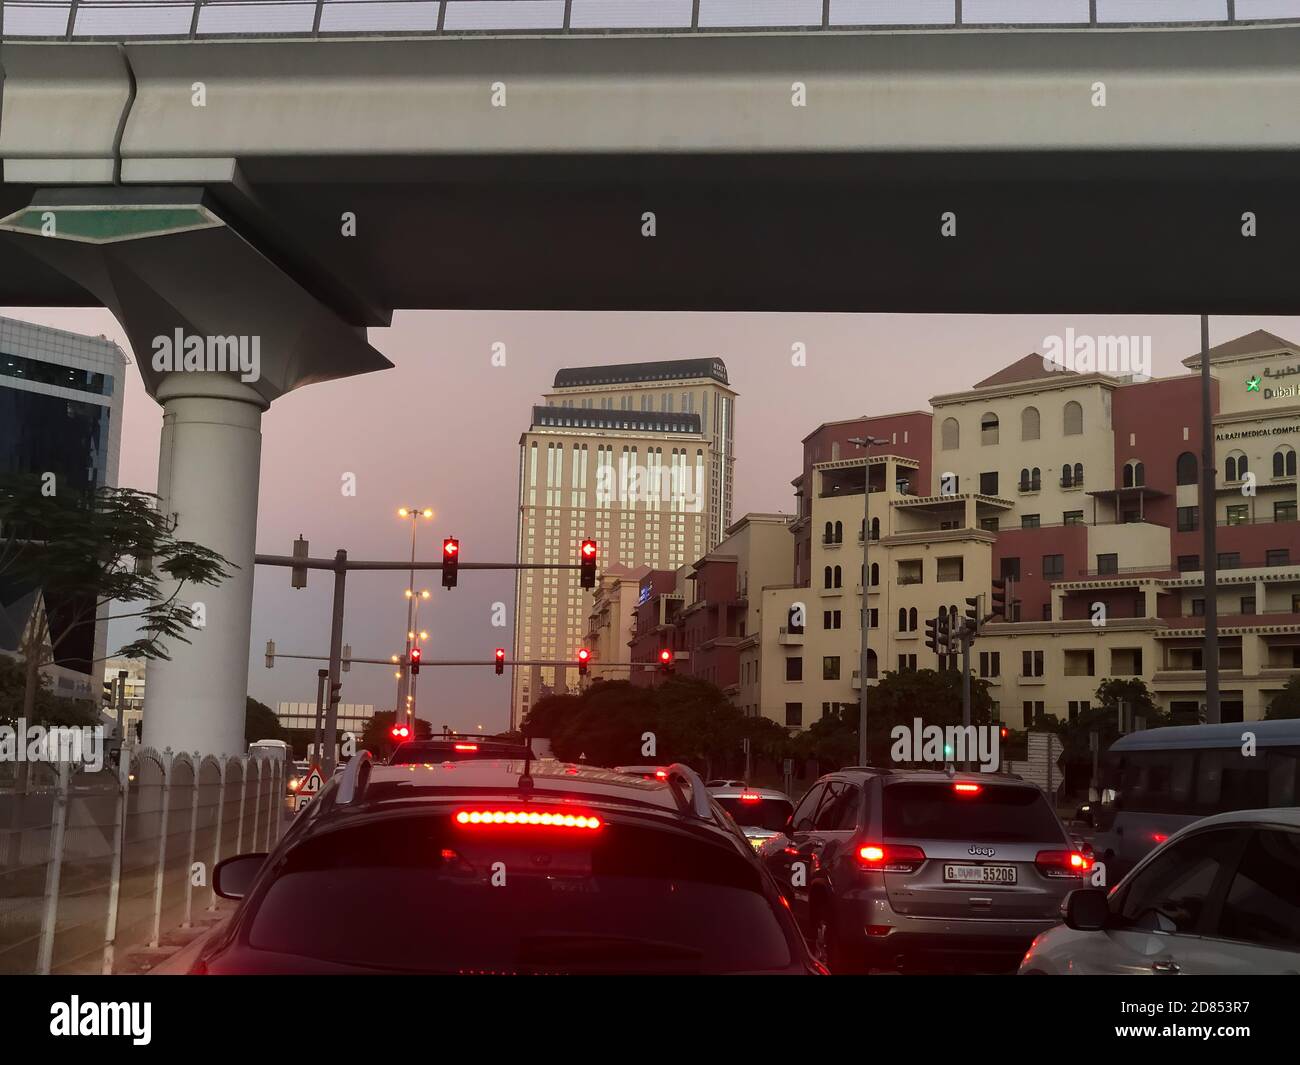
xmin=1276 ymin=500 xmax=1298 ymax=523
xmin=897 ymin=654 xmax=917 ymax=673
xmin=1274 ymin=446 xmax=1297 ymax=478
xmin=1191 ymin=598 xmax=1205 ymax=617
xmin=1240 ymin=595 xmax=1256 ymax=616
xmin=1226 ymin=504 xmax=1249 ymax=526
xmin=1064 ymin=510 xmax=1084 ymax=526
xmin=980 ymin=412 xmax=999 ymax=445
xmin=1123 ymin=460 xmax=1145 ymax=488
xmin=1021 ymin=514 xmax=1040 ymax=530
xmin=1063 ymin=401 xmax=1083 ymax=436
xmin=1022 ymin=701 xmax=1045 ymax=727
xmin=1177 ymin=506 xmax=1199 ymax=532
xmin=1000 ymin=557 xmax=1021 ymax=580
xmin=941 ymin=417 xmax=960 ymax=450
xmin=833 ymin=565 xmax=843 ymax=588
xmin=1225 ymin=451 xmax=1248 ymax=482
xmin=1067 ymin=700 xmax=1091 ymax=723
xmin=823 ymin=656 xmax=841 ymax=681
xmin=1177 ymin=554 xmax=1200 ymax=572
xmin=980 ymin=517 xmax=1000 ymax=532
xmin=979 ymin=471 xmax=999 ymax=496
xmin=1042 ymin=603 xmax=1052 ymax=621
xmin=785 ymin=702 xmax=803 ymax=728
xmin=1176 ymin=451 xmax=1198 ymax=485
xmin=1022 ymin=650 xmax=1044 ymax=677
xmin=869 ymin=608 xmax=879 ymax=629
xmin=870 ymin=562 xmax=880 ymax=586
xmin=1096 ymin=553 xmax=1118 ymax=575
xmin=936 ymin=557 xmax=964 ymax=583
xmin=786 ymin=657 xmax=803 ymax=682
xmin=1021 ymin=406 xmax=1040 ymax=441
xmin=1217 ymin=552 xmax=1241 ymax=570
xmin=979 ymin=651 xmax=1001 ymax=678
xmin=1266 ymin=548 xmax=1290 ymax=567
xmin=1042 ymin=554 xmax=1065 ymax=579
xmin=824 ymin=565 xmax=833 ymax=589
xmin=1019 ymin=467 xmax=1041 ymax=492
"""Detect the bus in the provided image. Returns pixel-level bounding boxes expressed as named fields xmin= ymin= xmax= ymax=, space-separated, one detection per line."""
xmin=1093 ymin=719 xmax=1300 ymax=879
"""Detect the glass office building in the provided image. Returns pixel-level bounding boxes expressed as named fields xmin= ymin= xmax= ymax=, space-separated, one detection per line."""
xmin=0 ymin=316 xmax=127 ymax=696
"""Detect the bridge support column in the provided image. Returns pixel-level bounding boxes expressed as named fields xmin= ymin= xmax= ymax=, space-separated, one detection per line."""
xmin=147 ymin=374 xmax=268 ymax=757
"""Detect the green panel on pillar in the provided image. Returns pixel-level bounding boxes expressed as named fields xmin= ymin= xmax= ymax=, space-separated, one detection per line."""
xmin=0 ymin=204 xmax=223 ymax=244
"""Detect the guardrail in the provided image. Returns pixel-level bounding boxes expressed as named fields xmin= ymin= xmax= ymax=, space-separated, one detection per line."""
xmin=1 ymin=0 xmax=1298 ymax=44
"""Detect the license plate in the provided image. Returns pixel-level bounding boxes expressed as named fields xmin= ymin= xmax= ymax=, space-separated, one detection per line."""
xmin=943 ymin=863 xmax=1018 ymax=885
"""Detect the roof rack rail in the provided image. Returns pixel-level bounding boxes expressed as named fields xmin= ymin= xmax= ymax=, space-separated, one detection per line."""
xmin=336 ymin=750 xmax=373 ymax=806
xmin=663 ymin=762 xmax=713 ymax=821
xmin=840 ymin=765 xmax=892 ymax=774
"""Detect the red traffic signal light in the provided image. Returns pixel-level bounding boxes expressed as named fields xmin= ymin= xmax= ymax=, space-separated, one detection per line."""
xmin=494 ymin=648 xmax=506 ymax=675
xmin=390 ymin=724 xmax=411 ymax=740
xmin=577 ymin=647 xmax=591 ymax=676
xmin=658 ymin=648 xmax=674 ymax=674
xmin=410 ymin=647 xmax=422 ymax=675
xmin=580 ymin=539 xmax=598 ymax=589
xmin=442 ymin=537 xmax=460 ymax=588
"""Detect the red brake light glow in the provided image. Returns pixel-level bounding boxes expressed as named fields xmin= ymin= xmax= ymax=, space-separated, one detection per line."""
xmin=453 ymin=743 xmax=478 ymax=751
xmin=739 ymin=792 xmax=762 ymax=802
xmin=654 ymin=769 xmax=668 ymax=780
xmin=454 ymin=809 xmax=602 ymax=830
xmin=1035 ymin=849 xmax=1093 ymax=877
xmin=953 ymin=782 xmax=982 ymax=795
xmin=856 ymin=843 xmax=926 ymax=872
xmin=1152 ymin=832 xmax=1168 ymax=843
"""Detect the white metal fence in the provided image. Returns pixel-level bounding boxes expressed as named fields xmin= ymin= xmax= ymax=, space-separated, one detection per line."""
xmin=0 ymin=748 xmax=285 ymax=975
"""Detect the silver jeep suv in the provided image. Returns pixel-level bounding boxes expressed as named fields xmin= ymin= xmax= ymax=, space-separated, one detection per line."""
xmin=760 ymin=768 xmax=1091 ymax=973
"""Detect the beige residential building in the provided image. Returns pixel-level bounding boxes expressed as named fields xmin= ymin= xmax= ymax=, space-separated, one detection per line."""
xmin=583 ymin=563 xmax=649 ymax=685
xmin=511 ymin=358 xmax=737 ymax=727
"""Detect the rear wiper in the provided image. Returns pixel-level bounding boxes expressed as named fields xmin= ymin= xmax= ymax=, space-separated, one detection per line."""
xmin=518 ymin=933 xmax=704 ymax=971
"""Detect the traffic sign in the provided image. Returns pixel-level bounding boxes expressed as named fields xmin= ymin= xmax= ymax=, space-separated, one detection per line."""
xmin=295 ymin=764 xmax=327 ymax=812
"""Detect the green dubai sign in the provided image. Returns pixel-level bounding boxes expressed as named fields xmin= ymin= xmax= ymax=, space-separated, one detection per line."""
xmin=0 ymin=204 xmax=222 ymax=244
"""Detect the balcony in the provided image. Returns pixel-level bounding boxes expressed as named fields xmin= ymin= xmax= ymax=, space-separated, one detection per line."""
xmin=778 ymin=626 xmax=805 ymax=646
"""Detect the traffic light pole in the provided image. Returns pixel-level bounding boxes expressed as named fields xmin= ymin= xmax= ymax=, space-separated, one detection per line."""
xmin=323 ymin=549 xmax=347 ymax=775
xmin=961 ymin=628 xmax=972 ymax=773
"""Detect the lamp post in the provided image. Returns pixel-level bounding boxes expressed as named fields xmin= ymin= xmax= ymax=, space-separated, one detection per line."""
xmin=395 ymin=507 xmax=433 ymax=730
xmin=848 ymin=433 xmax=888 ymax=768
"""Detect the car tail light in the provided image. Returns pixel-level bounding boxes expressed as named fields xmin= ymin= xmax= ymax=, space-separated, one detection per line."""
xmin=453 ymin=743 xmax=478 ymax=751
xmin=1035 ymin=849 xmax=1092 ymax=878
xmin=953 ymin=782 xmax=982 ymax=795
xmin=739 ymin=792 xmax=762 ymax=802
xmin=857 ymin=843 xmax=926 ymax=872
xmin=454 ymin=809 xmax=602 ymax=830
xmin=1152 ymin=832 xmax=1168 ymax=843
xmin=653 ymin=770 xmax=667 ymax=780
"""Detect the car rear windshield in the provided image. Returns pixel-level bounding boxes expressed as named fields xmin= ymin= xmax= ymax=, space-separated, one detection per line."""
xmin=715 ymin=797 xmax=793 ymax=831
xmin=245 ymin=814 xmax=793 ymax=973
xmin=389 ymin=743 xmax=529 ymax=765
xmin=882 ymin=782 xmax=1064 ymax=843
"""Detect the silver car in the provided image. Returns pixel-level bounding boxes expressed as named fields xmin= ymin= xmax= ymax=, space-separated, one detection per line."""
xmin=708 ymin=785 xmax=794 ymax=851
xmin=1021 ymin=807 xmax=1300 ymax=975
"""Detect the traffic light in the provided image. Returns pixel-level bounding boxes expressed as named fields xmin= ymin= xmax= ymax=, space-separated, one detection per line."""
xmin=658 ymin=648 xmax=674 ymax=674
xmin=937 ymin=610 xmax=952 ymax=653
xmin=265 ymin=639 xmax=275 ymax=669
xmin=924 ymin=616 xmax=940 ymax=655
xmin=410 ymin=647 xmax=421 ymax=676
xmin=990 ymin=578 xmax=1008 ymax=619
xmin=442 ymin=537 xmax=459 ymax=589
xmin=291 ymin=535 xmax=309 ymax=589
xmin=390 ymin=723 xmax=411 ymax=740
xmin=330 ymin=680 xmax=342 ymax=704
xmin=965 ymin=595 xmax=981 ymax=627
xmin=494 ymin=648 xmax=506 ymax=675
xmin=102 ymin=680 xmax=115 ymax=707
xmin=577 ymin=648 xmax=591 ymax=676
xmin=580 ymin=539 xmax=598 ymax=589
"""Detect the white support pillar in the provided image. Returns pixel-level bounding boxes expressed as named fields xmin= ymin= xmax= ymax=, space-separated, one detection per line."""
xmin=143 ymin=374 xmax=268 ymax=758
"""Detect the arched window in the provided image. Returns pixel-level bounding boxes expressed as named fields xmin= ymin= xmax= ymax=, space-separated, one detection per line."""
xmin=866 ymin=649 xmax=878 ymax=679
xmin=908 ymin=607 xmax=918 ymax=631
xmin=1031 ymin=467 xmax=1041 ymax=491
xmin=1225 ymin=451 xmax=1247 ymax=482
xmin=1019 ymin=467 xmax=1031 ymax=491
xmin=870 ymin=517 xmax=880 ymax=541
xmin=980 ymin=412 xmax=1000 ymax=445
xmin=1176 ymin=452 xmax=1198 ymax=486
xmin=898 ymin=607 xmax=908 ymax=632
xmin=823 ymin=565 xmax=832 ymax=589
xmin=1123 ymin=460 xmax=1145 ymax=488
xmin=834 ymin=520 xmax=843 ymax=543
xmin=1063 ymin=400 xmax=1083 ymax=436
xmin=833 ymin=565 xmax=842 ymax=588
xmin=824 ymin=520 xmax=834 ymax=543
xmin=1272 ymin=446 xmax=1296 ymax=478
xmin=870 ymin=562 xmax=880 ymax=586
xmin=1073 ymin=462 xmax=1083 ymax=485
xmin=941 ymin=418 xmax=960 ymax=450
xmin=1021 ymin=406 xmax=1040 ymax=441
xmin=1122 ymin=463 xmax=1133 ymax=489
xmin=1061 ymin=464 xmax=1074 ymax=488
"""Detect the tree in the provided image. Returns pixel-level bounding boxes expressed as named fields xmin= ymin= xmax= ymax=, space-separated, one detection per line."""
xmin=245 ymin=697 xmax=287 ymax=746
xmin=0 ymin=474 xmax=233 ymax=725
xmin=1266 ymin=676 xmax=1300 ymax=720
xmin=0 ymin=654 xmax=99 ymax=728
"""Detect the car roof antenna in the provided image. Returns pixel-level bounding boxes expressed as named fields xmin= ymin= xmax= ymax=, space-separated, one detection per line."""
xmin=518 ymin=752 xmax=535 ymax=794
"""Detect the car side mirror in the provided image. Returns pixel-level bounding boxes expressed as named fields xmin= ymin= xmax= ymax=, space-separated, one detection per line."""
xmin=213 ymin=853 xmax=268 ymax=900
xmin=1063 ymin=887 xmax=1111 ymax=932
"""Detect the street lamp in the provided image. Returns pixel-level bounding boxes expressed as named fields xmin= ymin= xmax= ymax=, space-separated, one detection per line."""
xmin=396 ymin=506 xmax=434 ymax=734
xmin=848 ymin=432 xmax=888 ymax=768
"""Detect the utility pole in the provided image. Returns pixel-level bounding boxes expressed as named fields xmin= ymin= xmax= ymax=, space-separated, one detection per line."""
xmin=849 ymin=432 xmax=887 ymax=767
xmin=961 ymin=627 xmax=972 ymax=772
xmin=313 ymin=668 xmax=328 ymax=762
xmin=1199 ymin=314 xmax=1221 ymax=723
xmin=323 ymin=549 xmax=347 ymax=774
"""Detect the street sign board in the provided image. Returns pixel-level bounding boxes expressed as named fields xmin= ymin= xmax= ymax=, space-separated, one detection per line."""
xmin=295 ymin=763 xmax=327 ymax=811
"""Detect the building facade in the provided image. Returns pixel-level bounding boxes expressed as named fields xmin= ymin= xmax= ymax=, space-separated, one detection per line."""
xmin=759 ymin=331 xmax=1300 ymax=730
xmin=583 ymin=563 xmax=650 ymax=685
xmin=0 ymin=316 xmax=127 ymax=700
xmin=511 ymin=358 xmax=737 ymax=727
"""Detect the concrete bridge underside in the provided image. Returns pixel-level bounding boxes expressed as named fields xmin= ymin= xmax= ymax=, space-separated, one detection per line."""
xmin=2 ymin=26 xmax=1300 ymax=754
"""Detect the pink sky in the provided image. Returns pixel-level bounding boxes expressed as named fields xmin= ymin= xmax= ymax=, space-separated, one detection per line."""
xmin=8 ymin=306 xmax=1299 ymax=732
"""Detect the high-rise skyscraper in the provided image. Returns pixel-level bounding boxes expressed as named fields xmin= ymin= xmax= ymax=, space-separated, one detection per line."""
xmin=511 ymin=358 xmax=736 ymax=727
